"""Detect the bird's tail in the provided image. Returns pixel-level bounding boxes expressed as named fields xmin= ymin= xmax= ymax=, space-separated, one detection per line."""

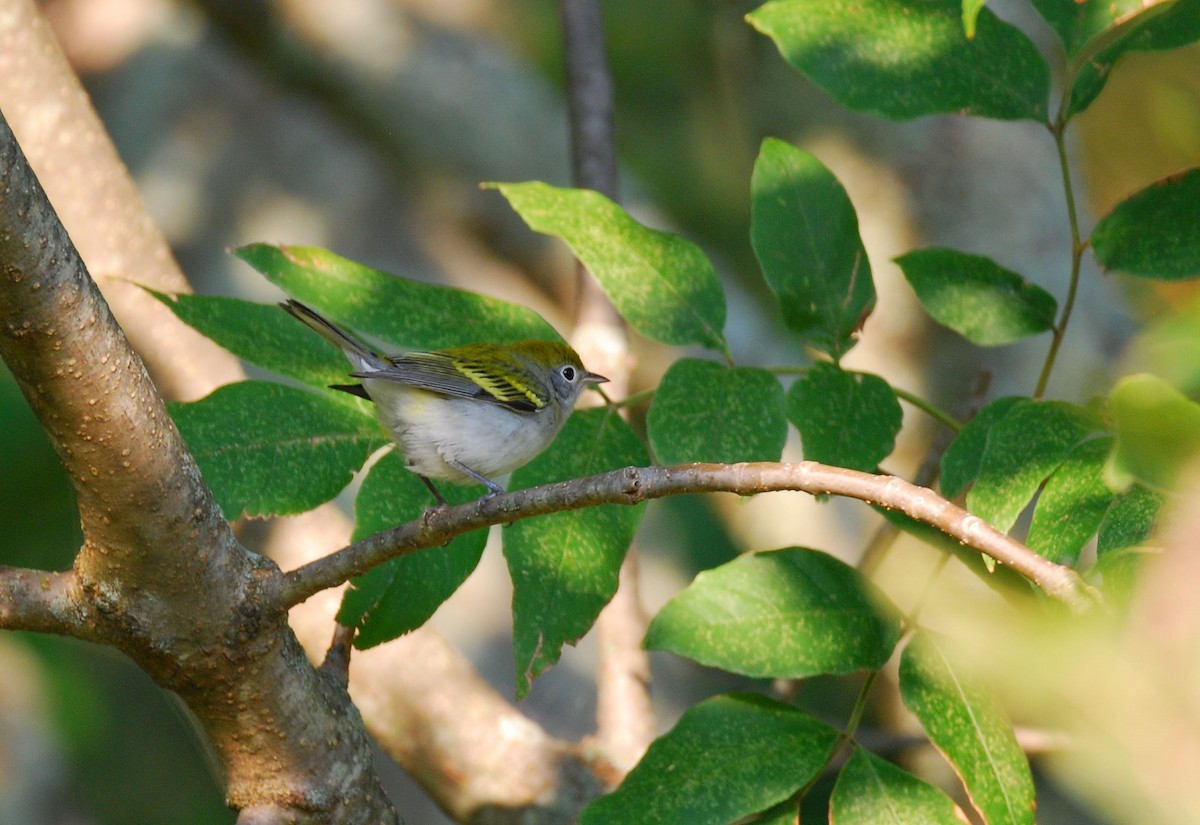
xmin=280 ymin=299 xmax=382 ymax=372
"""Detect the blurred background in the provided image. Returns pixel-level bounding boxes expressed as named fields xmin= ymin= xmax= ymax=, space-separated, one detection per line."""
xmin=2 ymin=0 xmax=1199 ymax=822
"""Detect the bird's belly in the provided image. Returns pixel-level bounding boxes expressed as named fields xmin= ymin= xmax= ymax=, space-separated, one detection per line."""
xmin=365 ymin=382 xmax=555 ymax=483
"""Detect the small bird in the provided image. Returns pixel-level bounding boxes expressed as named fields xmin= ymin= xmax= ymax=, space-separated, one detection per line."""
xmin=281 ymin=299 xmax=607 ymax=504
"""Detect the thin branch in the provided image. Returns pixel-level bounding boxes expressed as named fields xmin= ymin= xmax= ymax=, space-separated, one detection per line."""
xmin=1034 ymin=110 xmax=1086 ymax=400
xmin=0 ymin=568 xmax=81 ymax=635
xmin=274 ymin=462 xmax=1099 ymax=614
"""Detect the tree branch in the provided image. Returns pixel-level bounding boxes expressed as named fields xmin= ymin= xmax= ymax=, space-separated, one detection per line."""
xmin=0 ymin=568 xmax=81 ymax=635
xmin=0 ymin=0 xmax=242 ymax=401
xmin=275 ymin=462 xmax=1099 ymax=614
xmin=0 ymin=106 xmax=398 ymax=822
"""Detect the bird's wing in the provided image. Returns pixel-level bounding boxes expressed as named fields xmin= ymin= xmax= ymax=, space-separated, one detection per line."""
xmin=353 ymin=351 xmax=543 ymax=413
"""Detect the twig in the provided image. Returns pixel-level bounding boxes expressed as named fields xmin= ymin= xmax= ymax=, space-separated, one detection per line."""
xmin=273 ymin=462 xmax=1099 ymax=614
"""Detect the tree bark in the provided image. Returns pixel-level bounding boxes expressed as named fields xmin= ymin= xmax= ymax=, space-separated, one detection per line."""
xmin=0 ymin=106 xmax=399 ymax=824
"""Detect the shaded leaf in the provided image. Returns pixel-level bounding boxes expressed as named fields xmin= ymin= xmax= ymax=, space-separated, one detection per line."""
xmin=579 ymin=694 xmax=839 ymax=825
xmin=900 ymin=632 xmax=1036 ymax=825
xmin=1092 ymin=168 xmax=1200 ymax=281
xmin=940 ymin=397 xmax=1026 ymax=499
xmin=896 ymin=248 xmax=1056 ymax=346
xmin=747 ymin=0 xmax=1049 ymax=121
xmin=338 ymin=452 xmax=488 ymax=647
xmin=1030 ymin=0 xmax=1167 ymax=56
xmin=788 ymin=363 xmax=902 ymax=471
xmin=1063 ymin=1 xmax=1200 ymax=114
xmin=1025 ymin=437 xmax=1115 ymax=566
xmin=505 ymin=408 xmax=648 ymax=697
xmin=751 ymin=138 xmax=874 ymax=358
xmin=170 ymin=382 xmax=386 ymax=518
xmin=831 ymin=747 xmax=966 ymax=825
xmin=644 ymin=547 xmax=901 ymax=678
xmin=1096 ymin=484 xmax=1163 ymax=556
xmin=647 ymin=359 xmax=787 ymax=465
xmin=488 ymin=182 xmax=728 ymax=351
xmin=967 ymin=401 xmax=1098 ymax=531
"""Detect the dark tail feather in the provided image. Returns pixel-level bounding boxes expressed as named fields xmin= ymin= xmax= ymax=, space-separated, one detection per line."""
xmin=280 ymin=299 xmax=373 ymax=360
xmin=329 ymin=383 xmax=371 ymax=399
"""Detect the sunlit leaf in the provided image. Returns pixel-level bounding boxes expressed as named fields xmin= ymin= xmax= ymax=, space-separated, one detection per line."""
xmin=831 ymin=747 xmax=966 ymax=824
xmin=505 ymin=408 xmax=648 ymax=697
xmin=900 ymin=632 xmax=1036 ymax=825
xmin=488 ymin=182 xmax=728 ymax=351
xmin=647 ymin=359 xmax=787 ymax=465
xmin=751 ymin=138 xmax=874 ymax=358
xmin=788 ymin=363 xmax=901 ymax=472
xmin=747 ymin=0 xmax=1049 ymax=121
xmin=1092 ymin=168 xmax=1200 ymax=281
xmin=896 ymin=248 xmax=1056 ymax=346
xmin=235 ymin=243 xmax=558 ymax=349
xmin=644 ymin=548 xmax=900 ymax=678
xmin=170 ymin=382 xmax=385 ymax=519
xmin=579 ymin=694 xmax=839 ymax=825
xmin=338 ymin=452 xmax=488 ymax=647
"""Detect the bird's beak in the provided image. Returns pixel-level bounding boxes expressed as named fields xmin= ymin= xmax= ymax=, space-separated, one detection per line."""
xmin=585 ymin=371 xmax=608 ymax=385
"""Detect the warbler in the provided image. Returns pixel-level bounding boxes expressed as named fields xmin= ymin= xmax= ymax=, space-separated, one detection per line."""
xmin=281 ymin=299 xmax=607 ymax=503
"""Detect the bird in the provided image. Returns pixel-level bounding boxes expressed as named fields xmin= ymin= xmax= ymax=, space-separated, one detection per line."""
xmin=281 ymin=299 xmax=607 ymax=504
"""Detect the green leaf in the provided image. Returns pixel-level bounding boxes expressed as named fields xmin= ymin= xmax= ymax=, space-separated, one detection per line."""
xmin=1025 ymin=437 xmax=1115 ymax=566
xmin=787 ymin=363 xmax=902 ymax=472
xmin=1030 ymin=0 xmax=1163 ymax=56
xmin=235 ymin=244 xmax=558 ymax=349
xmin=170 ymin=382 xmax=386 ymax=519
xmin=966 ymin=400 xmax=1098 ymax=532
xmin=1092 ymin=168 xmax=1200 ymax=281
xmin=940 ymin=397 xmax=1025 ymax=499
xmin=644 ymin=547 xmax=900 ymax=679
xmin=1096 ymin=484 xmax=1163 ymax=556
xmin=1106 ymin=373 xmax=1200 ymax=491
xmin=1088 ymin=545 xmax=1146 ymax=609
xmin=962 ymin=0 xmax=989 ymax=39
xmin=747 ymin=0 xmax=1050 ymax=121
xmin=895 ymin=249 xmax=1057 ymax=346
xmin=579 ymin=694 xmax=840 ymax=825
xmin=505 ymin=408 xmax=648 ymax=697
xmin=1092 ymin=485 xmax=1161 ymax=607
xmin=1061 ymin=1 xmax=1200 ymax=115
xmin=647 ymin=359 xmax=787 ymax=465
xmin=900 ymin=632 xmax=1036 ymax=825
xmin=150 ymin=290 xmax=349 ymax=388
xmin=337 ymin=452 xmax=488 ymax=648
xmin=831 ymin=747 xmax=966 ymax=825
xmin=487 ymin=182 xmax=728 ymax=351
xmin=1122 ymin=295 xmax=1200 ymax=397
xmin=750 ymin=138 xmax=875 ymax=358
xmin=750 ymin=800 xmax=803 ymax=825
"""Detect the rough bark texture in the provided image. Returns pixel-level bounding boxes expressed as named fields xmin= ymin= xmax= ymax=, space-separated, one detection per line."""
xmin=0 ymin=106 xmax=399 ymax=823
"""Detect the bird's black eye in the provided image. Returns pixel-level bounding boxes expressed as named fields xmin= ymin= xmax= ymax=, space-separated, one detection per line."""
xmin=560 ymin=365 xmax=577 ymax=382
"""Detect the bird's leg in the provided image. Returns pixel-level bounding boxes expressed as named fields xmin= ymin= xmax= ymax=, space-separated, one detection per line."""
xmin=446 ymin=460 xmax=505 ymax=499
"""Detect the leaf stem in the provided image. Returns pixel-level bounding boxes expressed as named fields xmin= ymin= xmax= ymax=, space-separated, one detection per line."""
xmin=766 ymin=365 xmax=962 ymax=432
xmin=1035 ymin=113 xmax=1086 ymax=400
xmin=891 ymin=386 xmax=962 ymax=432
